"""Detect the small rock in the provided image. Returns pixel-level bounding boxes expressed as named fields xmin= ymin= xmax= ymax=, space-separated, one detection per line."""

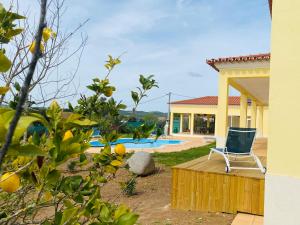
xmin=162 ymin=203 xmax=171 ymax=211
xmin=127 ymin=151 xmax=155 ymax=176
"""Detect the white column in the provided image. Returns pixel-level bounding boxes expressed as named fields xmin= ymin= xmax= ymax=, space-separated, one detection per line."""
xmin=169 ymin=113 xmax=174 ymax=135
xmin=216 ymin=75 xmax=229 ymax=148
xmin=190 ymin=113 xmax=194 ymax=135
xmin=257 ymin=106 xmax=264 ymax=137
xmin=230 ymin=115 xmax=233 ymax=127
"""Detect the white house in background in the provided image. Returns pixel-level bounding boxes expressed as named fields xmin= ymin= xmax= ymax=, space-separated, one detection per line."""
xmin=170 ymin=96 xmax=268 ymax=137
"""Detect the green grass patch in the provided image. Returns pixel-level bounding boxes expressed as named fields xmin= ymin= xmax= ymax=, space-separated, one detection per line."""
xmin=152 ymin=142 xmax=215 ymax=167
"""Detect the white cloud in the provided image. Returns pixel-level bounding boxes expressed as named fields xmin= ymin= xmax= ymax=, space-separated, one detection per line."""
xmin=94 ymin=10 xmax=168 ymax=38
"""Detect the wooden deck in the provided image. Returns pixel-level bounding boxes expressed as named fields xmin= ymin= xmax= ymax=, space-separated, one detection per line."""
xmin=171 ymin=151 xmax=266 ymax=215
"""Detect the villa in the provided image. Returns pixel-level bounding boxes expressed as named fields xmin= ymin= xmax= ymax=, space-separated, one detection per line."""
xmin=170 ymin=95 xmax=268 ymax=137
xmin=172 ymin=1 xmax=300 ymax=224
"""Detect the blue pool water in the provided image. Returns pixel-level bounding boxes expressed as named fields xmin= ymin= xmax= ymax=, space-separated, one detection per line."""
xmin=90 ymin=138 xmax=183 ymax=149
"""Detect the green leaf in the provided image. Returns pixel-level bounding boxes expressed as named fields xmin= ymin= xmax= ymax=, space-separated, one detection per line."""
xmin=60 ymin=176 xmax=83 ymax=195
xmin=114 ymin=204 xmax=129 ymax=220
xmin=6 ymin=11 xmax=26 ymax=20
xmin=42 ymin=220 xmax=52 ymax=225
xmin=67 ymin=143 xmax=82 ymax=154
xmin=74 ymin=194 xmax=84 ymax=203
xmin=0 ymin=35 xmax=10 ymax=44
xmin=63 ymin=199 xmax=74 ymax=208
xmin=100 ymin=205 xmax=110 ymax=220
xmin=54 ymin=212 xmax=62 ymax=225
xmin=0 ymin=107 xmax=13 ymax=114
xmin=6 ymin=28 xmax=23 ymax=38
xmin=7 ymin=144 xmax=46 ymax=157
xmin=0 ymin=50 xmax=11 ymax=72
xmin=105 ymin=165 xmax=117 ymax=174
xmin=14 ymin=82 xmax=21 ymax=91
xmin=79 ymin=153 xmax=87 ymax=163
xmin=67 ymin=118 xmax=97 ymax=127
xmin=0 ymin=119 xmax=7 ymax=142
xmin=32 ymin=132 xmax=40 ymax=145
xmin=12 ymin=115 xmax=42 ymax=143
xmin=28 ymin=112 xmax=50 ymax=129
xmin=116 ymin=212 xmax=139 ymax=225
xmin=46 ymin=100 xmax=62 ymax=130
xmin=60 ymin=207 xmax=78 ymax=225
xmin=68 ymin=102 xmax=74 ymax=111
xmin=46 ymin=170 xmax=61 ymax=187
xmin=0 ymin=110 xmax=15 ymax=125
xmin=131 ymin=91 xmax=139 ymax=104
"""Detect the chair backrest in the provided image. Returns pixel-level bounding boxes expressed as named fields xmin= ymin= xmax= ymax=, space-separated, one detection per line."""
xmin=225 ymin=127 xmax=256 ymax=154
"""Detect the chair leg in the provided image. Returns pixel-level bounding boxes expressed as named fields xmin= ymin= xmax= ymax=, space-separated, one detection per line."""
xmin=208 ymin=149 xmax=213 ymax=160
xmin=223 ymin=154 xmax=231 ymax=172
xmin=208 ymin=149 xmax=231 ymax=172
xmin=252 ymin=154 xmax=266 ymax=173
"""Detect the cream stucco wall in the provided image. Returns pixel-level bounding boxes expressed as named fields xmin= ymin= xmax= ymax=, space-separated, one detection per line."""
xmin=267 ymin=0 xmax=300 ymax=178
xmin=170 ymin=104 xmax=268 ymax=137
xmin=265 ymin=1 xmax=300 ymax=224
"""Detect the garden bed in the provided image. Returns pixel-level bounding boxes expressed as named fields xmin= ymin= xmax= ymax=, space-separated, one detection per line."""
xmin=101 ymin=164 xmax=234 ymax=225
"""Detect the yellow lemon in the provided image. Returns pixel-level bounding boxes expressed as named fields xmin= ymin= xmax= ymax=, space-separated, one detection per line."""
xmin=0 ymin=86 xmax=9 ymax=95
xmin=0 ymin=172 xmax=20 ymax=193
xmin=29 ymin=41 xmax=45 ymax=54
xmin=42 ymin=27 xmax=52 ymax=42
xmin=104 ymin=88 xmax=113 ymax=97
xmin=114 ymin=144 xmax=126 ymax=156
xmin=63 ymin=130 xmax=73 ymax=141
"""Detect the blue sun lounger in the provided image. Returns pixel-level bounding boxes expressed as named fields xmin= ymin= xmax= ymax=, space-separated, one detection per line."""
xmin=208 ymin=127 xmax=266 ymax=174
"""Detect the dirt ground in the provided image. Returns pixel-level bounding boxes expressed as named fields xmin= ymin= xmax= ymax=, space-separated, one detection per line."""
xmin=101 ymin=165 xmax=235 ymax=225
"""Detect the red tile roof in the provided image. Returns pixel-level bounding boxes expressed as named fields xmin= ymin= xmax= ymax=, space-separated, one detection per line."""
xmin=206 ymin=53 xmax=271 ymax=71
xmin=171 ymin=96 xmax=241 ymax=105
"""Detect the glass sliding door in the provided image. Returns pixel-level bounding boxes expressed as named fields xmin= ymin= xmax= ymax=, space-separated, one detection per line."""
xmin=182 ymin=113 xmax=190 ymax=133
xmin=194 ymin=114 xmax=215 ymax=135
xmin=172 ymin=113 xmax=180 ymax=133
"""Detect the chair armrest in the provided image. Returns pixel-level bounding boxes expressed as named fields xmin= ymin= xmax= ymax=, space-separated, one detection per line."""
xmin=211 ymin=147 xmax=225 ymax=153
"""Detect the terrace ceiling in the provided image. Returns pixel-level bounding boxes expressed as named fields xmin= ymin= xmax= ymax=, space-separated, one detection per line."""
xmin=231 ymin=77 xmax=269 ymax=105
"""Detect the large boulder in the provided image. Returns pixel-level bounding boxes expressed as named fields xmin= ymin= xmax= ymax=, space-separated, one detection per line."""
xmin=127 ymin=152 xmax=155 ymax=176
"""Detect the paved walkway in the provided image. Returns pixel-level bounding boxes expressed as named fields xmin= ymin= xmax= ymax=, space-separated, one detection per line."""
xmin=231 ymin=213 xmax=264 ymax=225
xmin=87 ymin=135 xmax=210 ymax=154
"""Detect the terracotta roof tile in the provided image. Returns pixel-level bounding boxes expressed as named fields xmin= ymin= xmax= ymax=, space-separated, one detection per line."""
xmin=206 ymin=53 xmax=270 ymax=71
xmin=171 ymin=96 xmax=241 ymax=105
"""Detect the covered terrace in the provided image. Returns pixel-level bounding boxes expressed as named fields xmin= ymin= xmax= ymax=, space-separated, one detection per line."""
xmin=206 ymin=53 xmax=270 ymax=148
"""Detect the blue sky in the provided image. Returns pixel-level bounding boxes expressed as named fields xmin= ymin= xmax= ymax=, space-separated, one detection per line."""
xmin=3 ymin=0 xmax=271 ymax=112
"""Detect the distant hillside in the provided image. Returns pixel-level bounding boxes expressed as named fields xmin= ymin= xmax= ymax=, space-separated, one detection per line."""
xmin=120 ymin=110 xmax=167 ymax=120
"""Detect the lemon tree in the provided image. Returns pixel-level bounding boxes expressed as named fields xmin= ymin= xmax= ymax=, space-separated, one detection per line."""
xmin=0 ymin=3 xmax=158 ymax=224
xmin=0 ymin=99 xmax=139 ymax=224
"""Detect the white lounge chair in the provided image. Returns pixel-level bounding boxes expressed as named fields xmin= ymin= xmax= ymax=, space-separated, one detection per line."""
xmin=208 ymin=127 xmax=266 ymax=174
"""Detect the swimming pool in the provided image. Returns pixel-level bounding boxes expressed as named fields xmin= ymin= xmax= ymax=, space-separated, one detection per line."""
xmin=90 ymin=138 xmax=183 ymax=149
